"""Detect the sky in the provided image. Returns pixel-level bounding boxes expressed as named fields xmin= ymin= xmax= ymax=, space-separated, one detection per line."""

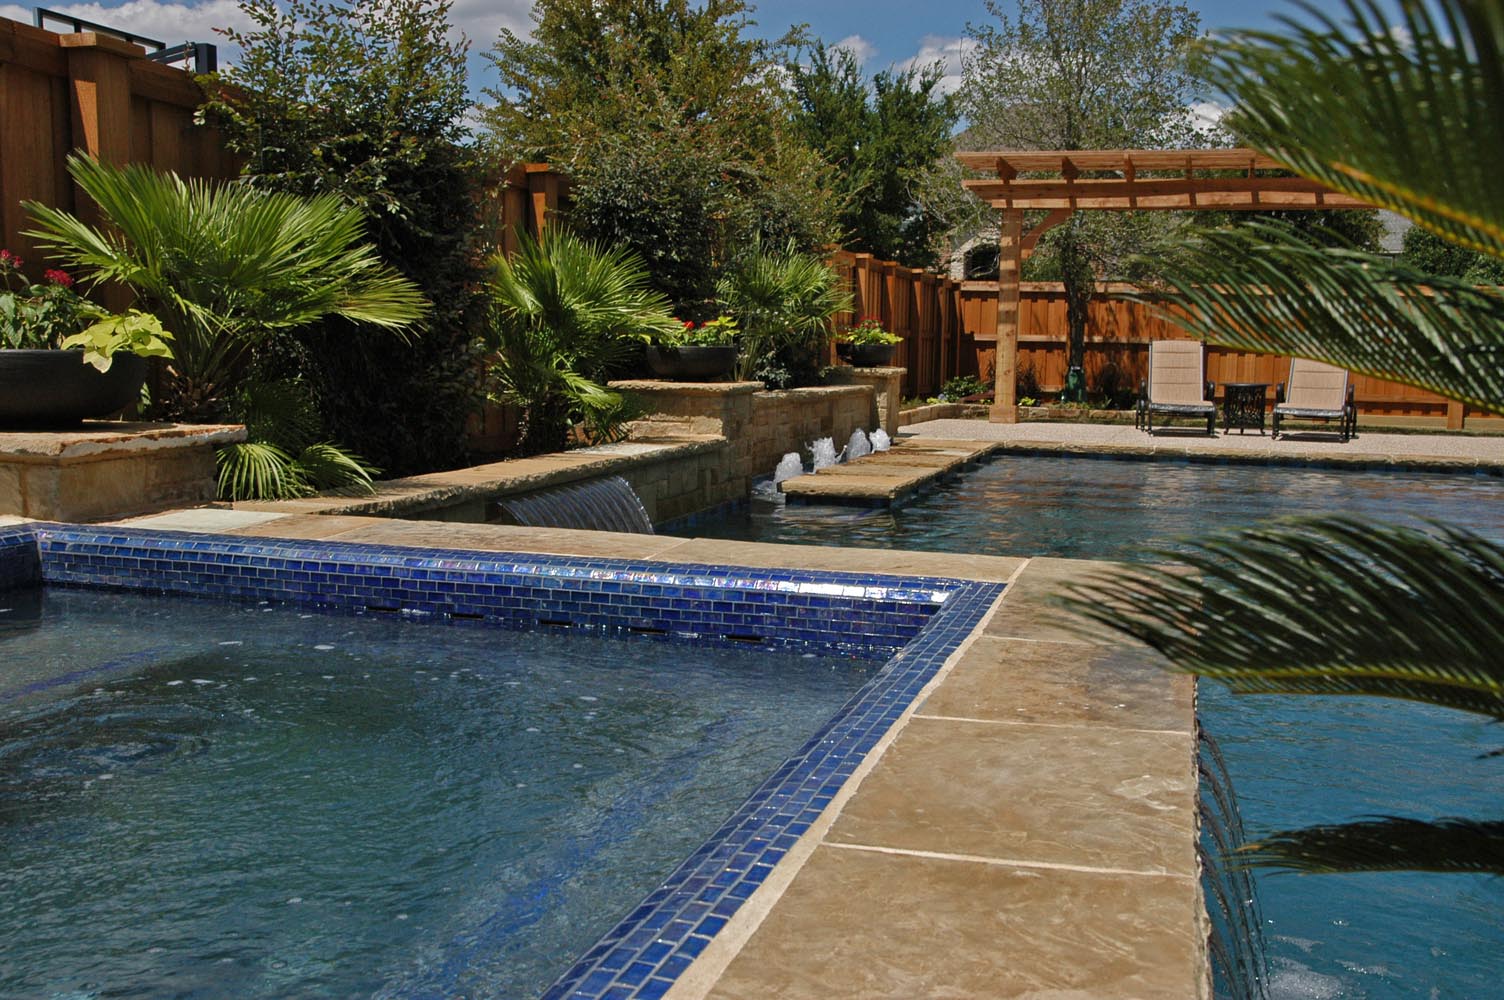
xmin=1 ymin=0 xmax=1352 ymax=99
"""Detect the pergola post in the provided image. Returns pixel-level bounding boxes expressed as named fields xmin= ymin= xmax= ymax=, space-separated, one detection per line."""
xmin=990 ymin=209 xmax=1024 ymax=424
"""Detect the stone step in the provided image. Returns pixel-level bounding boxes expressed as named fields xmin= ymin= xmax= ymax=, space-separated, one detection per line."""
xmin=779 ymin=438 xmax=1002 ymax=507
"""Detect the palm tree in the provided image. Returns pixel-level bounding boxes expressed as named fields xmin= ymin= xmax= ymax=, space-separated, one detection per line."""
xmin=1061 ymin=0 xmax=1504 ymax=876
xmin=25 ymin=154 xmax=428 ymax=500
xmin=716 ymin=240 xmax=854 ymax=384
xmin=484 ymin=229 xmax=679 ymax=455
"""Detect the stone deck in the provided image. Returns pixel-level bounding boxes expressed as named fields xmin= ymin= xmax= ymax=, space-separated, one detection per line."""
xmin=778 ymin=438 xmax=1005 ymax=506
xmin=102 ymin=509 xmax=1208 ymax=999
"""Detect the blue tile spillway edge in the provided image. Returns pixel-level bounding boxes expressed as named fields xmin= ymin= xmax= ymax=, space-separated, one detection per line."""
xmin=0 ymin=524 xmax=42 ymax=592
xmin=539 ymin=577 xmax=1002 ymax=1000
xmin=2 ymin=522 xmax=1004 ymax=999
xmin=17 ymin=524 xmax=975 ymax=660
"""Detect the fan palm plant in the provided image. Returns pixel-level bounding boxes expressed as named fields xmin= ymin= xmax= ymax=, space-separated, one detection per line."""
xmin=24 ymin=154 xmax=426 ymax=500
xmin=484 ymin=229 xmax=679 ymax=455
xmin=25 ymin=154 xmax=428 ymax=422
xmin=1060 ymin=0 xmax=1504 ymax=876
xmin=715 ymin=240 xmax=854 ymax=384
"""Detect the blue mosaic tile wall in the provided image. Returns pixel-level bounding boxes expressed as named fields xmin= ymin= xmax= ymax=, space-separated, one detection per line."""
xmin=6 ymin=522 xmax=1004 ymax=1000
xmin=0 ymin=525 xmax=41 ymax=592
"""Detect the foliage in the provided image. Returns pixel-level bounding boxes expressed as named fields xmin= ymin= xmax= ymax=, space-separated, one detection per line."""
xmin=1061 ymin=0 xmax=1504 ymax=877
xmin=786 ymin=41 xmax=960 ymax=268
xmin=663 ymin=316 xmax=739 ymax=347
xmin=0 ymin=252 xmax=91 ymax=350
xmin=203 ymin=0 xmax=485 ymax=475
xmin=714 ymin=241 xmax=853 ymax=386
xmin=961 ymin=0 xmax=1211 ymax=370
xmin=1402 ymin=226 xmax=1504 ymax=285
xmin=214 ymin=378 xmax=379 ymax=501
xmin=838 ymin=317 xmax=901 ymax=346
xmin=26 ymin=155 xmax=426 ymax=422
xmin=484 ymin=229 xmax=679 ymax=454
xmin=484 ymin=0 xmax=842 ymax=314
xmin=941 ymin=374 xmax=991 ymax=400
xmin=61 ymin=311 xmax=173 ymax=373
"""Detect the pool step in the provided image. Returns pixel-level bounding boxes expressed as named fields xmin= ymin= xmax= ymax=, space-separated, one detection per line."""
xmin=779 ymin=438 xmax=1003 ymax=506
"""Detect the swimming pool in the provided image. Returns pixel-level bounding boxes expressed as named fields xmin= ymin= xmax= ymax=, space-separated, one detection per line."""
xmin=672 ymin=455 xmax=1504 ymax=1000
xmin=0 ymin=523 xmax=1002 ymax=1000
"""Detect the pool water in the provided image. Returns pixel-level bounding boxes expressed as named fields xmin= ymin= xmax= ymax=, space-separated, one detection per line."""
xmin=0 ymin=588 xmax=874 ymax=1000
xmin=674 ymin=456 xmax=1504 ymax=1000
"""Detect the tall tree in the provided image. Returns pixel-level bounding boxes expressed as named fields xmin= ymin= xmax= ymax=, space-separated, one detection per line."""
xmin=481 ymin=0 xmax=841 ymax=317
xmin=202 ymin=0 xmax=483 ymax=476
xmin=960 ymin=0 xmax=1208 ymax=380
xmin=787 ymin=42 xmax=960 ymax=268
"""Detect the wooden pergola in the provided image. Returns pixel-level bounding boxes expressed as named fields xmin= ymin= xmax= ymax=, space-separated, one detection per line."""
xmin=956 ymin=149 xmax=1370 ymax=422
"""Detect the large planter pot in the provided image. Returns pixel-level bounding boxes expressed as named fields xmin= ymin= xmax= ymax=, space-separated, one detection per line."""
xmin=0 ymin=350 xmax=148 ymax=428
xmin=836 ymin=342 xmax=897 ymax=367
xmin=644 ymin=344 xmax=737 ymax=380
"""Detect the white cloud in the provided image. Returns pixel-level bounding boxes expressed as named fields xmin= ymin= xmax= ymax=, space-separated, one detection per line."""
xmin=448 ymin=0 xmax=533 ymax=49
xmin=895 ymin=34 xmax=978 ymax=95
xmin=12 ymin=2 xmax=251 ymax=47
xmin=1189 ymin=100 xmax=1228 ymax=131
xmin=830 ymin=33 xmax=876 ymax=67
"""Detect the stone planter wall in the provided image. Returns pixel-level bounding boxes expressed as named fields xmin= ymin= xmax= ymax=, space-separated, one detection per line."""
xmin=611 ymin=380 xmax=876 ymax=482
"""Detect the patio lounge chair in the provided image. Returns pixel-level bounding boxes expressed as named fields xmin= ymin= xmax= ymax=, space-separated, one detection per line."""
xmin=1273 ymin=357 xmax=1358 ymax=441
xmin=1136 ymin=340 xmax=1216 ymax=435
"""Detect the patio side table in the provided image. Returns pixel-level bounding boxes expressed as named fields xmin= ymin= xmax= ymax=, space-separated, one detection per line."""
xmin=1222 ymin=382 xmax=1270 ymax=435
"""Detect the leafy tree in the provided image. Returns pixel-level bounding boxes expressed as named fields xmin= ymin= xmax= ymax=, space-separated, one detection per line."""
xmin=787 ymin=42 xmax=960 ymax=268
xmin=202 ymin=0 xmax=484 ymax=476
xmin=26 ymin=155 xmax=425 ymax=499
xmin=482 ymin=0 xmax=842 ymax=316
xmin=960 ymin=0 xmax=1209 ymax=374
xmin=484 ymin=229 xmax=679 ymax=455
xmin=1402 ymin=225 xmax=1504 ymax=285
xmin=1062 ymin=0 xmax=1504 ymax=877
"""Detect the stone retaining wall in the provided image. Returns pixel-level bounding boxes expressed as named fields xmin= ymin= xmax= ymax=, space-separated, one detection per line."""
xmin=611 ymin=380 xmax=879 ymax=483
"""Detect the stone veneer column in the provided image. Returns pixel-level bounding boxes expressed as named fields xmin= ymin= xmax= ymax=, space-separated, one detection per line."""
xmin=827 ymin=367 xmax=906 ymax=441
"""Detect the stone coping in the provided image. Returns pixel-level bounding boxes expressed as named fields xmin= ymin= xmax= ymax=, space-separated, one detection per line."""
xmin=0 ymin=422 xmax=245 ymax=461
xmin=901 ymin=418 xmax=1504 ymax=475
xmin=234 ymin=434 xmax=725 ymax=518
xmin=610 ymin=380 xmax=764 ymax=396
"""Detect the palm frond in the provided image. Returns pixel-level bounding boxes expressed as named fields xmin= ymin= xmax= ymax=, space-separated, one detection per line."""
xmin=233 ymin=378 xmax=323 ymax=450
xmin=716 ymin=239 xmax=853 ymax=380
xmin=1138 ymin=222 xmax=1504 ymax=414
xmin=1058 ymin=516 xmax=1504 ymax=718
xmin=24 ymin=154 xmax=428 ymax=418
xmin=215 ymin=441 xmax=309 ymax=502
xmin=1210 ymin=0 xmax=1504 ymax=257
xmin=292 ymin=443 xmax=379 ymax=496
xmin=1231 ymin=816 xmax=1504 ymax=876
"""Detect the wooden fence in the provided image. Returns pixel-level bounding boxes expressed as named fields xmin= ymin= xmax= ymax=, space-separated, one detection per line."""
xmin=838 ymin=255 xmax=1481 ymax=423
xmin=0 ymin=18 xmax=240 ymax=269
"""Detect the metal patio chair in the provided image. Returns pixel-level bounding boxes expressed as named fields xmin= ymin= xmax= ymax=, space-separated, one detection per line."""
xmin=1272 ymin=357 xmax=1358 ymax=441
xmin=1136 ymin=340 xmax=1216 ymax=435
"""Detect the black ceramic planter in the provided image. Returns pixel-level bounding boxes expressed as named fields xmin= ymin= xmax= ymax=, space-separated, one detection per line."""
xmin=836 ymin=342 xmax=897 ymax=367
xmin=0 ymin=350 xmax=147 ymax=427
xmin=644 ymin=344 xmax=738 ymax=380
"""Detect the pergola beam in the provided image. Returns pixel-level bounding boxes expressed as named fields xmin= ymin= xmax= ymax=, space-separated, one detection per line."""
xmin=959 ymin=148 xmax=1375 ymax=423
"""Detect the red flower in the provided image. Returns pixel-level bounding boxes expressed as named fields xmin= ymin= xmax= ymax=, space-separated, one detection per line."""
xmin=0 ymin=249 xmax=21 ymax=269
xmin=683 ymin=320 xmax=695 ymax=328
xmin=43 ymin=269 xmax=73 ymax=288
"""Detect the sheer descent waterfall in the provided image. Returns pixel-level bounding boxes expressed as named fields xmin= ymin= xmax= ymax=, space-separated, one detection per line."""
xmin=493 ymin=476 xmax=654 ymax=534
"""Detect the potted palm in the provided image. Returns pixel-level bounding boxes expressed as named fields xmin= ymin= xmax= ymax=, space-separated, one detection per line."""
xmin=0 ymin=249 xmax=172 ymax=427
xmin=646 ymin=315 xmax=739 ymax=379
xmin=836 ymin=317 xmax=902 ymax=367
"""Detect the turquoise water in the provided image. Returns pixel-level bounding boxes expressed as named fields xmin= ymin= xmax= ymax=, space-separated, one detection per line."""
xmin=0 ymin=589 xmax=874 ymax=1000
xmin=675 ymin=456 xmax=1504 ymax=1000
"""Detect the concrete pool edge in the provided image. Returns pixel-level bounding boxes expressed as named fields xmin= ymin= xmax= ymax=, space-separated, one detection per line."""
xmin=3 ymin=515 xmax=1209 ymax=998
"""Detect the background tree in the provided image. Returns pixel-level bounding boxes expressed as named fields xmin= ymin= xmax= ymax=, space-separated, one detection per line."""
xmin=1401 ymin=226 xmax=1504 ymax=284
xmin=203 ymin=0 xmax=483 ymax=476
xmin=960 ymin=0 xmax=1209 ymax=379
xmin=787 ymin=42 xmax=960 ymax=268
xmin=482 ymin=0 xmax=841 ymax=318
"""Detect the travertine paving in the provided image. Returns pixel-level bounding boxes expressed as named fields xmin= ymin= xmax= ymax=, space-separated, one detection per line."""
xmin=900 ymin=418 xmax=1504 ymax=473
xmin=778 ymin=438 xmax=1005 ymax=506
